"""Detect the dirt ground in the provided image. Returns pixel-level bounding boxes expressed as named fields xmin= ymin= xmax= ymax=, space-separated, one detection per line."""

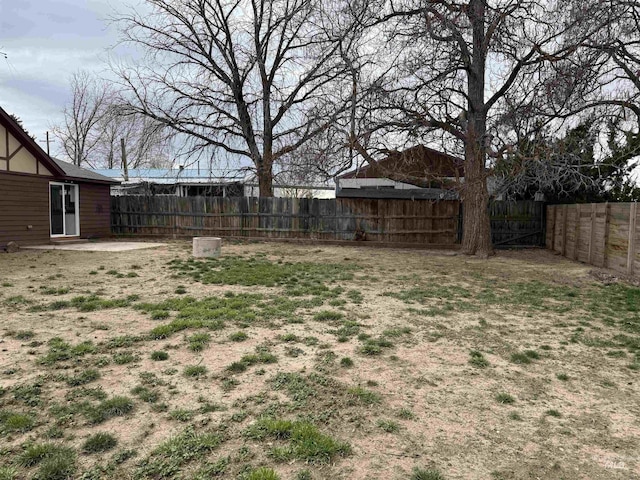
xmin=0 ymin=241 xmax=639 ymax=480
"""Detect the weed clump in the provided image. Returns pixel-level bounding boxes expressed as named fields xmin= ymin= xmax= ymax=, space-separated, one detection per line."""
xmin=468 ymin=350 xmax=489 ymax=368
xmin=495 ymin=393 xmax=515 ymax=405
xmin=17 ymin=444 xmax=76 ymax=480
xmin=88 ymin=396 xmax=135 ymax=424
xmin=377 ymin=419 xmax=400 ymax=433
xmin=340 ymin=357 xmax=354 ymax=368
xmin=229 ymin=331 xmax=248 ymax=342
xmin=247 ymin=467 xmax=281 ymax=480
xmin=184 ymin=365 xmax=208 ymax=378
xmin=187 ymin=332 xmax=211 ymax=352
xmin=411 ymin=468 xmax=445 ymax=480
xmin=0 ymin=410 xmax=35 ymax=433
xmin=347 ymin=386 xmax=381 ymax=405
xmin=227 ymin=347 xmax=278 ymax=374
xmin=245 ymin=418 xmax=351 ymax=464
xmin=510 ymin=350 xmax=539 ymax=365
xmin=82 ymin=432 xmax=118 ymax=453
xmin=66 ymin=369 xmax=100 ymax=387
xmin=151 ymin=351 xmax=169 ymax=361
xmin=136 ymin=427 xmax=223 ymax=478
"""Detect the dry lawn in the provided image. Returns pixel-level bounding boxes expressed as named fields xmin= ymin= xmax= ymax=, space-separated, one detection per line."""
xmin=0 ymin=241 xmax=639 ymax=480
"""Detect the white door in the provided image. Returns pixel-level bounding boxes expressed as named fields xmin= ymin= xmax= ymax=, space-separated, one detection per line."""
xmin=50 ymin=183 xmax=79 ymax=237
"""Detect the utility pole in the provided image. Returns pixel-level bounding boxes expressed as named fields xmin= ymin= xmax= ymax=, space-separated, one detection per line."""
xmin=46 ymin=131 xmax=50 ymax=156
xmin=121 ymin=138 xmax=129 ymax=181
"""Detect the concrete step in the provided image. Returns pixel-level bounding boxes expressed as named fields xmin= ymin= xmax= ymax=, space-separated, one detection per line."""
xmin=50 ymin=238 xmax=89 ymax=245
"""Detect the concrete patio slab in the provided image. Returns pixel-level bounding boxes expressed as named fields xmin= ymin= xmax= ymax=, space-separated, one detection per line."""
xmin=22 ymin=242 xmax=167 ymax=252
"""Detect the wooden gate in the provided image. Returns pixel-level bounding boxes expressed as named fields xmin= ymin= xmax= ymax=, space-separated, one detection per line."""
xmin=490 ymin=201 xmax=545 ymax=247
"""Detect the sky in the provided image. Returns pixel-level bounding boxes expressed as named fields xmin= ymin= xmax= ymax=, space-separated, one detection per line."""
xmin=0 ymin=0 xmax=131 ymax=153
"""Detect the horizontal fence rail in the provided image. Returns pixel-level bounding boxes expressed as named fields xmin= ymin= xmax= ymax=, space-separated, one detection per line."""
xmin=546 ymin=202 xmax=640 ymax=276
xmin=111 ymin=196 xmax=461 ymax=245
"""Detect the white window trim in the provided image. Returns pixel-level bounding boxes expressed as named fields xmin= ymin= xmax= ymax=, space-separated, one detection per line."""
xmin=49 ymin=182 xmax=80 ymax=238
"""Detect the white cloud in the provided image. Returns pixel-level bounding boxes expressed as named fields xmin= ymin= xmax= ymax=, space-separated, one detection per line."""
xmin=0 ymin=0 xmax=131 ymax=137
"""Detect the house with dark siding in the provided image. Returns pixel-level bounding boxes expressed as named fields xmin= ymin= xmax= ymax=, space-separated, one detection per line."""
xmin=336 ymin=145 xmax=464 ymax=200
xmin=0 ymin=107 xmax=118 ymax=248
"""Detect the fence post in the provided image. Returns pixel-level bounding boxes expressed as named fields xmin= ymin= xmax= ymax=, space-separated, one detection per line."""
xmin=562 ymin=204 xmax=569 ymax=257
xmin=627 ymin=202 xmax=637 ymax=276
xmin=573 ymin=204 xmax=581 ymax=260
xmin=603 ymin=202 xmax=610 ymax=268
xmin=457 ymin=203 xmax=463 ymax=244
xmin=550 ymin=205 xmax=556 ymax=251
xmin=588 ymin=203 xmax=596 ymax=265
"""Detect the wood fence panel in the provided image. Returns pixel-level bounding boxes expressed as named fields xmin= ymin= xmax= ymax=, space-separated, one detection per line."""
xmin=111 ymin=196 xmax=541 ymax=247
xmin=607 ymin=204 xmax=630 ymax=273
xmin=545 ymin=202 xmax=640 ymax=277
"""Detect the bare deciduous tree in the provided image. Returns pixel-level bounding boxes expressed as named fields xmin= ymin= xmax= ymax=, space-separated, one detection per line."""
xmin=53 ymin=71 xmax=174 ymax=169
xmin=53 ymin=71 xmax=110 ymax=166
xmin=94 ymin=110 xmax=174 ymax=170
xmin=340 ymin=0 xmax=617 ymax=257
xmin=113 ymin=0 xmax=359 ymax=197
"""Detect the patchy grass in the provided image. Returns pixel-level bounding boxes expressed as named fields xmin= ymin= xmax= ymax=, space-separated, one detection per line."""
xmin=184 ymin=365 xmax=208 ymax=378
xmin=377 ymin=418 xmax=401 ymax=433
xmin=66 ymin=369 xmax=100 ymax=387
xmin=167 ymin=256 xmax=357 ymax=292
xmin=136 ymin=427 xmax=223 ymax=478
xmin=495 ymin=393 xmax=516 ymax=405
xmin=87 ymin=396 xmax=135 ymax=424
xmin=469 ymin=350 xmax=490 ymax=368
xmin=151 ymin=350 xmax=169 ymax=361
xmin=245 ymin=418 xmax=351 ymax=464
xmin=410 ymin=468 xmax=445 ymax=480
xmin=229 ymin=331 xmax=249 ymax=342
xmin=3 ymin=242 xmax=640 ymax=479
xmin=83 ymin=432 xmax=118 ymax=453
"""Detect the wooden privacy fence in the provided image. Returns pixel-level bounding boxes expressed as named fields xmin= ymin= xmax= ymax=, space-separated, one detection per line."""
xmin=111 ymin=196 xmax=461 ymax=245
xmin=546 ymin=202 xmax=640 ymax=276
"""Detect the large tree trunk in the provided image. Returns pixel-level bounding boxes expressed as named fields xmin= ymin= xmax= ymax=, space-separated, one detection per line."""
xmin=461 ymin=138 xmax=493 ymax=257
xmin=257 ymin=161 xmax=274 ymax=197
xmin=461 ymin=0 xmax=494 ymax=257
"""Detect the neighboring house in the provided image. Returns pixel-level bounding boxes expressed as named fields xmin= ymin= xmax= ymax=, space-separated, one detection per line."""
xmin=336 ymin=145 xmax=464 ymax=200
xmin=0 ymin=108 xmax=118 ymax=247
xmin=93 ymin=168 xmax=335 ymax=199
